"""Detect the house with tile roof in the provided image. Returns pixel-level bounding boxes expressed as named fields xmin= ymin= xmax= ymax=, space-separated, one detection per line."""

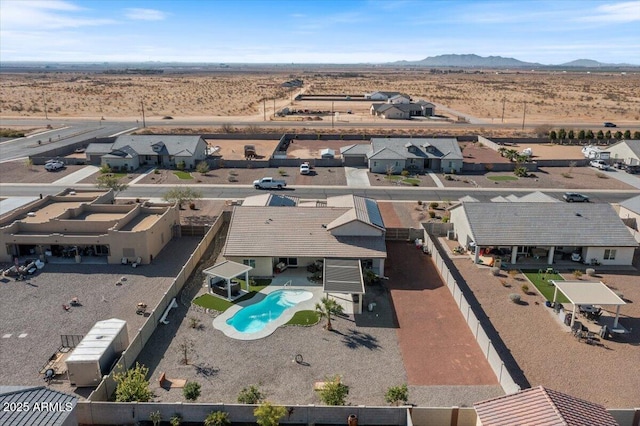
xmin=0 ymin=386 xmax=78 ymax=426
xmin=86 ymin=135 xmax=208 ymax=171
xmin=341 ymin=138 xmax=463 ymax=173
xmin=619 ymin=194 xmax=640 ymax=243
xmin=223 ymin=195 xmax=386 ymax=277
xmin=474 ymin=386 xmax=618 ymax=426
xmin=449 ymin=201 xmax=638 ymax=266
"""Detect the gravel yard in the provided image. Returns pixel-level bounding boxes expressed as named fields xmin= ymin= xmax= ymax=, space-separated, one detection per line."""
xmin=0 ymin=236 xmax=201 ymax=399
xmin=450 ymin=247 xmax=640 ymax=407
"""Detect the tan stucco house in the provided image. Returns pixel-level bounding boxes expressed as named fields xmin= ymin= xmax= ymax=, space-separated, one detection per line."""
xmin=0 ymin=188 xmax=180 ymax=265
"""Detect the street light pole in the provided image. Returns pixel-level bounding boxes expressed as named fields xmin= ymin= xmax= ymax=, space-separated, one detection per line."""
xmin=331 ymin=101 xmax=334 ymax=129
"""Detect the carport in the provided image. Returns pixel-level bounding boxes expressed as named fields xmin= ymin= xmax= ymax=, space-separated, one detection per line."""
xmin=551 ymin=280 xmax=626 ymax=329
xmin=203 ymin=261 xmax=253 ymax=300
xmin=323 ymin=258 xmax=365 ymax=314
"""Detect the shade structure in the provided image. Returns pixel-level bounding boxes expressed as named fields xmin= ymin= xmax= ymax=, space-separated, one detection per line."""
xmin=203 ymin=260 xmax=253 ymax=300
xmin=551 ymin=280 xmax=626 ymax=328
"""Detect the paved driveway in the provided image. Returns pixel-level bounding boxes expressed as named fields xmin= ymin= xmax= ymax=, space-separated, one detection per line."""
xmin=52 ymin=165 xmax=99 ymax=185
xmin=345 ymin=166 xmax=370 ymax=187
xmin=385 ymin=242 xmax=498 ymax=386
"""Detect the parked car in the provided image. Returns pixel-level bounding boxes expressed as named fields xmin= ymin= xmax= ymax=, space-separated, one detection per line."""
xmin=253 ymin=177 xmax=287 ymax=189
xmin=625 ymin=165 xmax=640 ymax=174
xmin=299 ymin=162 xmax=310 ymax=175
xmin=563 ymin=192 xmax=590 ymax=202
xmin=589 ymin=159 xmax=609 ymax=170
xmin=44 ymin=159 xmax=65 ymax=171
xmin=604 ymin=122 xmax=617 ymax=127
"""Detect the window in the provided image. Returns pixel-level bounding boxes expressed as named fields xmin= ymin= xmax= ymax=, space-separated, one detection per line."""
xmin=603 ymin=249 xmax=616 ymax=260
xmin=243 ymin=259 xmax=256 ymax=268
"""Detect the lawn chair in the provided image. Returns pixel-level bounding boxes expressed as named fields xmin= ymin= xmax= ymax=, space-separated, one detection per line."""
xmin=571 ymin=321 xmax=584 ymax=337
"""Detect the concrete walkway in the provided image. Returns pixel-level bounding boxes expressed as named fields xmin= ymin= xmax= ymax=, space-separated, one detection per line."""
xmin=427 ymin=171 xmax=445 ymax=188
xmin=345 ymin=167 xmax=371 ymax=187
xmin=129 ymin=167 xmax=157 ymax=185
xmin=52 ymin=165 xmax=99 ymax=185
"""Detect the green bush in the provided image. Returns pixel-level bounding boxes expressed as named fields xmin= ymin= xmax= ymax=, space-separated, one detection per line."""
xmin=238 ymin=385 xmax=265 ymax=404
xmin=514 ymin=166 xmax=528 ymax=177
xmin=401 ymin=170 xmax=409 ymax=177
xmin=428 ymin=211 xmax=436 ymax=219
xmin=429 ymin=202 xmax=439 ymax=209
xmin=318 ymin=376 xmax=349 ymax=405
xmin=521 ymin=284 xmax=529 ymax=294
xmin=385 ymin=384 xmax=409 ymax=406
xmin=183 ymin=381 xmax=201 ymax=401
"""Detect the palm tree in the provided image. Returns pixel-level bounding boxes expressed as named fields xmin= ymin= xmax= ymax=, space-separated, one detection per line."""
xmin=315 ymin=297 xmax=344 ymax=331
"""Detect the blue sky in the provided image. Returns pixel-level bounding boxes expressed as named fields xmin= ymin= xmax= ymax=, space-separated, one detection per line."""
xmin=1 ymin=0 xmax=639 ymax=64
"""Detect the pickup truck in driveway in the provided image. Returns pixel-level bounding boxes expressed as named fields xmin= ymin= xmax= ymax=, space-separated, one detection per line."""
xmin=253 ymin=177 xmax=287 ymax=189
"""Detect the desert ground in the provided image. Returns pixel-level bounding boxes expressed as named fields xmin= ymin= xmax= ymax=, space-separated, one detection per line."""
xmin=2 ymin=70 xmax=639 ymax=130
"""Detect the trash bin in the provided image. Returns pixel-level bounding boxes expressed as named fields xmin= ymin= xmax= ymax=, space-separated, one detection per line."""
xmin=564 ymin=313 xmax=572 ymax=326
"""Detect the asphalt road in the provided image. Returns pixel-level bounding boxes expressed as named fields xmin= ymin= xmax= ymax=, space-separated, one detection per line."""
xmin=0 ymin=183 xmax=637 ymax=204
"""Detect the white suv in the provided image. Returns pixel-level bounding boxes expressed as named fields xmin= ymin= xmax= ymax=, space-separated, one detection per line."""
xmin=589 ymin=159 xmax=609 ymax=170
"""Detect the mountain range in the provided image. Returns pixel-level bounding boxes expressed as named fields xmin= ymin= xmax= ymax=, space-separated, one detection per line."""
xmin=392 ymin=54 xmax=636 ymax=68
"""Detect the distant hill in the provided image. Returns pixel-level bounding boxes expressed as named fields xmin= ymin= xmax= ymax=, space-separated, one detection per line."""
xmin=395 ymin=54 xmax=540 ymax=68
xmin=392 ymin=54 xmax=637 ymax=68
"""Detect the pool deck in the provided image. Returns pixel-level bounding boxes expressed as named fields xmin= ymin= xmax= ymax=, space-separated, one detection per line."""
xmin=212 ymin=272 xmax=324 ymax=340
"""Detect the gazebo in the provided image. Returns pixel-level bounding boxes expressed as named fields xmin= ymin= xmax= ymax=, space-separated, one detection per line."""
xmin=551 ymin=280 xmax=626 ymax=331
xmin=323 ymin=258 xmax=365 ymax=314
xmin=203 ymin=261 xmax=253 ymax=300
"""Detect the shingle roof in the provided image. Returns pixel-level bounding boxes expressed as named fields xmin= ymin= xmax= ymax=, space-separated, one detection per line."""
xmin=340 ymin=144 xmax=371 ymax=155
xmin=491 ymin=192 xmax=559 ymax=203
xmin=0 ymin=386 xmax=77 ymax=426
xmin=370 ymin=138 xmax=463 ymax=161
xmin=368 ymin=146 xmax=406 ymax=160
xmin=224 ymin=207 xmax=386 ymax=259
xmin=460 ymin=202 xmax=639 ymax=247
xmin=620 ymin=194 xmax=640 ymax=214
xmin=324 ymin=258 xmax=365 ymax=294
xmin=610 ymin=140 xmax=640 ymax=158
xmin=474 ymin=386 xmax=618 ymax=426
xmin=111 ymin=135 xmax=204 ymax=156
xmin=371 ymin=103 xmax=401 ymax=113
xmin=242 ymin=194 xmax=299 ymax=207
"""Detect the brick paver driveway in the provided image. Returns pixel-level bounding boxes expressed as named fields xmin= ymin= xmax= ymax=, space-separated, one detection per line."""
xmin=385 ymin=242 xmax=498 ymax=386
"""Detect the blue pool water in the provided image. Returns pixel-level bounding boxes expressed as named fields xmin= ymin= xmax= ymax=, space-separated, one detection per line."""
xmin=226 ymin=289 xmax=313 ymax=334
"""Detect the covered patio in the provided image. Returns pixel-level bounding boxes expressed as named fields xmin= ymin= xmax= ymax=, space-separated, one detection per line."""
xmin=323 ymin=258 xmax=365 ymax=314
xmin=551 ymin=280 xmax=628 ymax=335
xmin=203 ymin=260 xmax=253 ymax=300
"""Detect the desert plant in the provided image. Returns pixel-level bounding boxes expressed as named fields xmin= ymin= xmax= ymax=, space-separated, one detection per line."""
xmin=163 ymin=186 xmax=202 ymax=209
xmin=113 ymin=362 xmax=152 ymax=402
xmin=205 ymin=411 xmax=231 ymax=426
xmin=441 ymin=216 xmax=450 ymax=223
xmin=176 ymin=160 xmax=186 ymax=171
xmin=96 ymin=174 xmax=129 ymax=196
xmin=278 ymin=168 xmax=287 ymax=176
xmin=189 ymin=317 xmax=201 ymax=329
xmin=189 ymin=202 xmax=197 ymax=210
xmin=150 ymin=411 xmax=162 ymax=426
xmin=221 ymin=123 xmax=234 ymax=133
xmin=521 ymin=284 xmax=529 ymax=294
xmin=417 ymin=200 xmax=423 ymax=206
xmin=595 ymin=172 xmax=608 ymax=179
xmin=196 ymin=161 xmax=210 ymax=175
xmin=238 ymin=384 xmax=265 ymax=404
xmin=401 ymin=170 xmax=409 ymax=177
xmin=385 ymin=384 xmax=409 ymax=406
xmin=509 ymin=293 xmax=521 ymax=304
xmin=178 ymin=338 xmax=195 ymax=365
xmin=24 ymin=157 xmax=34 ymax=170
xmin=561 ymin=172 xmax=572 ymax=178
xmin=254 ymin=402 xmax=286 ymax=426
xmin=318 ymin=375 xmax=349 ymax=405
xmin=183 ymin=381 xmax=201 ymax=401
xmin=428 ymin=211 xmax=436 ymax=219
xmin=315 ymin=297 xmax=344 ymax=331
xmin=573 ymin=270 xmax=583 ymax=279
xmin=429 ymin=202 xmax=439 ymax=209
xmin=99 ymin=164 xmax=112 ymax=174
xmin=170 ymin=414 xmax=183 ymax=426
xmin=490 ymin=267 xmax=500 ymax=276
xmin=500 ymin=280 xmax=510 ymax=287
xmin=514 ymin=166 xmax=528 ymax=177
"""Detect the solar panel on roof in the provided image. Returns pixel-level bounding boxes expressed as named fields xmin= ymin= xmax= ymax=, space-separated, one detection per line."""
xmin=364 ymin=198 xmax=384 ymax=229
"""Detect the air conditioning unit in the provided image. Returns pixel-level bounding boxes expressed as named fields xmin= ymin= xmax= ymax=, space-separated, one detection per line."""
xmin=447 ymin=230 xmax=456 ymax=240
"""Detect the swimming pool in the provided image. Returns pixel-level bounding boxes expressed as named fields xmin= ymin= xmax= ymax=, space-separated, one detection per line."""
xmin=226 ymin=289 xmax=313 ymax=334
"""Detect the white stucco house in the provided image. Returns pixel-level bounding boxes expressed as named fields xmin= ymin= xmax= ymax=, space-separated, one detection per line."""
xmin=449 ymin=201 xmax=638 ymax=266
xmin=619 ymin=194 xmax=640 ymax=243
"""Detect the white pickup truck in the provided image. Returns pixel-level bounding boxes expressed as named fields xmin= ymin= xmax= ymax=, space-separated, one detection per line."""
xmin=253 ymin=177 xmax=287 ymax=189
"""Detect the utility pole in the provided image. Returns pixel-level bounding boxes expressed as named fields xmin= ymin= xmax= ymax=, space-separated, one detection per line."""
xmin=141 ymin=100 xmax=146 ymax=128
xmin=273 ymin=98 xmax=276 ymax=118
xmin=43 ymin=92 xmax=48 ymax=120
xmin=501 ymin=97 xmax=506 ymax=123
xmin=263 ymin=99 xmax=266 ymax=121
xmin=522 ymin=101 xmax=527 ymax=130
xmin=331 ymin=101 xmax=334 ymax=129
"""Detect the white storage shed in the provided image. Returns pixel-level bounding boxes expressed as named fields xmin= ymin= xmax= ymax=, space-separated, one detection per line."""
xmin=66 ymin=318 xmax=129 ymax=387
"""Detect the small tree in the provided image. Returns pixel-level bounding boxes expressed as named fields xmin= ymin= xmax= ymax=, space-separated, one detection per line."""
xmin=96 ymin=174 xmax=129 ymax=196
xmin=614 ymin=131 xmax=622 ymax=140
xmin=113 ymin=362 xmax=152 ymax=402
xmin=549 ymin=130 xmax=557 ymax=142
xmin=586 ymin=129 xmax=594 ymax=140
xmin=558 ymin=128 xmax=567 ymax=140
xmin=150 ymin=411 xmax=162 ymax=426
xmin=385 ymin=384 xmax=409 ymax=406
xmin=238 ymin=384 xmax=265 ymax=404
xmin=568 ymin=129 xmax=575 ymax=140
xmin=596 ymin=130 xmax=604 ymax=140
xmin=385 ymin=164 xmax=395 ymax=179
xmin=204 ymin=411 xmax=231 ymax=426
xmin=183 ymin=381 xmax=201 ymax=401
xmin=178 ymin=337 xmax=195 ymax=365
xmin=578 ymin=129 xmax=586 ymax=140
xmin=605 ymin=130 xmax=612 ymax=140
xmin=633 ymin=131 xmax=640 ymax=140
xmin=514 ymin=166 xmax=528 ymax=177
xmin=196 ymin=161 xmax=210 ymax=175
xmin=163 ymin=186 xmax=202 ymax=209
xmin=315 ymin=297 xmax=344 ymax=331
xmin=623 ymin=130 xmax=631 ymax=139
xmin=24 ymin=157 xmax=34 ymax=170
xmin=254 ymin=402 xmax=286 ymax=426
xmin=318 ymin=375 xmax=349 ymax=405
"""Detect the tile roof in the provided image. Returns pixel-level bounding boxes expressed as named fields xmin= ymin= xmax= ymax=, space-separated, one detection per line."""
xmin=224 ymin=206 xmax=386 ymax=259
xmin=340 ymin=144 xmax=372 ymax=155
xmin=326 ymin=195 xmax=385 ymax=230
xmin=460 ymin=202 xmax=639 ymax=247
xmin=370 ymin=138 xmax=463 ymax=161
xmin=111 ymin=135 xmax=204 ymax=156
xmin=0 ymin=386 xmax=77 ymax=426
xmin=620 ymin=194 xmax=640 ymax=214
xmin=323 ymin=258 xmax=365 ymax=294
xmin=474 ymin=386 xmax=618 ymax=426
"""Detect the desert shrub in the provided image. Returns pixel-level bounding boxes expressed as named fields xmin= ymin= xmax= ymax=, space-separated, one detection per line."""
xmin=278 ymin=168 xmax=287 ymax=176
xmin=444 ymin=174 xmax=453 ymax=181
xmin=521 ymin=284 xmax=529 ymax=294
xmin=183 ymin=381 xmax=201 ymax=402
xmin=429 ymin=202 xmax=439 ymax=210
xmin=401 ymin=170 xmax=409 ymax=177
xmin=318 ymin=376 xmax=349 ymax=405
xmin=561 ymin=173 xmax=572 ymax=178
xmin=500 ymin=280 xmax=510 ymax=287
xmin=153 ymin=169 xmax=160 ymax=174
xmin=204 ymin=411 xmax=230 ymax=426
xmin=573 ymin=270 xmax=583 ymax=279
xmin=509 ymin=293 xmax=521 ymax=304
xmin=385 ymin=384 xmax=409 ymax=406
xmin=514 ymin=166 xmax=528 ymax=177
xmin=490 ymin=267 xmax=500 ymax=276
xmin=238 ymin=385 xmax=265 ymax=404
xmin=196 ymin=161 xmax=210 ymax=174
xmin=176 ymin=161 xmax=186 ymax=171
xmin=189 ymin=317 xmax=201 ymax=329
xmin=595 ymin=172 xmax=608 ymax=179
xmin=441 ymin=216 xmax=449 ymax=223
xmin=221 ymin=123 xmax=234 ymax=133
xmin=417 ymin=200 xmax=423 ymax=205
xmin=99 ymin=164 xmax=112 ymax=174
xmin=428 ymin=211 xmax=436 ymax=219
xmin=508 ymin=270 xmax=518 ymax=280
